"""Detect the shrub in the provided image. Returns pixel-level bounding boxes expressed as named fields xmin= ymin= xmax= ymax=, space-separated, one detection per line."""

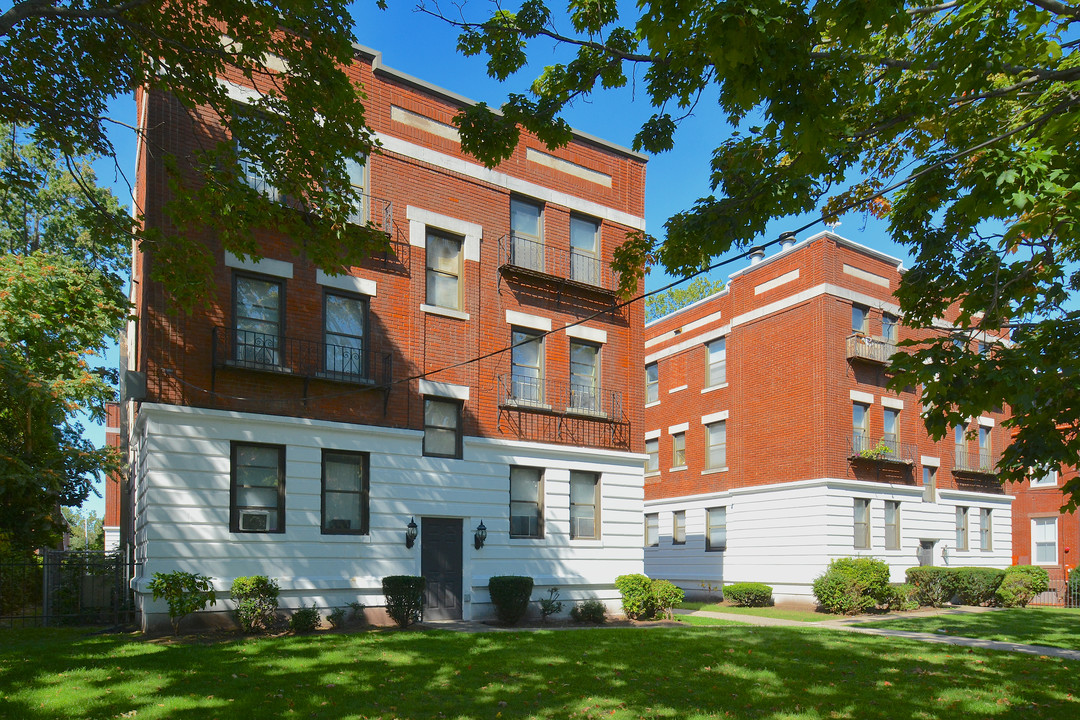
xmin=327 ymin=606 xmax=347 ymax=629
xmin=539 ymin=587 xmax=563 ymax=622
xmin=349 ymin=601 xmax=367 ymax=623
xmin=488 ymin=575 xmax=534 ymax=626
xmin=571 ymin=599 xmax=606 ymax=624
xmin=147 ymin=571 xmax=217 ymax=635
xmin=884 ymin=583 xmax=919 ymax=612
xmin=614 ymin=574 xmax=685 ymax=619
xmin=289 ymin=604 xmax=321 ymax=632
xmin=723 ymin=582 xmax=773 ymax=607
xmin=905 ymin=567 xmax=958 ymax=607
xmin=231 ymin=575 xmax=280 ymax=633
xmin=382 ymin=575 xmax=425 ymax=628
xmin=813 ymin=557 xmax=891 ymax=615
xmin=953 ymin=567 xmax=1005 ymax=606
xmin=996 ymin=565 xmax=1050 ymax=608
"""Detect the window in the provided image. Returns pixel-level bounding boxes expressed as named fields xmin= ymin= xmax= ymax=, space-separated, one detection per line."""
xmin=852 ymin=402 xmax=870 ymax=453
xmin=324 ymin=292 xmax=367 ymax=378
xmin=569 ymin=471 xmax=599 ymax=539
xmin=645 ymin=438 xmax=659 ymax=473
xmin=423 ymin=397 xmax=462 ymax=458
xmin=883 ymin=407 xmax=899 ymax=452
xmin=234 ymin=274 xmax=283 ymax=366
xmin=979 ymin=508 xmax=993 ymax=551
xmin=321 ymin=451 xmax=368 ymax=534
xmin=509 ymin=467 xmax=543 ymax=538
xmin=955 ymin=506 xmax=969 ymax=551
xmin=672 ymin=511 xmax=686 ymax=544
xmin=236 ymin=137 xmax=279 ymax=202
xmin=1033 ymin=517 xmax=1058 ymax=565
xmin=852 ymin=304 xmax=869 ymax=334
xmin=644 ymin=513 xmax=659 ymax=547
xmin=510 ymin=197 xmax=543 ymax=271
xmin=706 ymin=421 xmax=727 ymax=469
xmin=954 ymin=425 xmax=966 ymax=466
xmin=854 ymin=498 xmax=870 ymax=549
xmin=672 ymin=432 xmax=686 ymax=468
xmin=922 ymin=465 xmax=937 ymax=502
xmin=884 ymin=501 xmax=900 ymax=550
xmin=344 ymin=157 xmax=368 ymax=225
xmin=645 ymin=363 xmax=659 ymax=404
xmin=1031 ymin=468 xmax=1059 ymax=488
xmin=978 ymin=425 xmax=992 ymax=469
xmin=706 ymin=338 xmax=726 ymax=387
xmin=231 ymin=443 xmax=285 ymax=533
xmin=569 ymin=340 xmax=601 ymax=412
xmin=510 ymin=327 xmax=544 ymax=404
xmin=882 ymin=313 xmax=898 ymax=343
xmin=425 ymin=230 xmax=463 ymax=310
xmin=570 ymin=215 xmax=600 ymax=285
xmin=706 ymin=507 xmax=727 ymax=552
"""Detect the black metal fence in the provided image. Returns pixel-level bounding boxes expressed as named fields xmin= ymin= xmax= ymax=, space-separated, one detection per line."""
xmin=0 ymin=550 xmax=137 ymax=628
xmin=1031 ymin=567 xmax=1080 ymax=607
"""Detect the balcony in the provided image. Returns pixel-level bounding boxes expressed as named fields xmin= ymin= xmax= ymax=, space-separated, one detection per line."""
xmin=497 ymin=234 xmax=619 ymax=295
xmin=496 ymin=374 xmax=629 ymax=450
xmin=953 ymin=447 xmax=1000 ymax=476
xmin=848 ymin=433 xmax=917 ymax=465
xmin=846 ymin=335 xmax=896 ymax=365
xmin=211 ymin=327 xmax=393 ymax=395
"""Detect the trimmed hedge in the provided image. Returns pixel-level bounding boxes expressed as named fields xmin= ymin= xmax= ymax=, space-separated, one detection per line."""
xmin=488 ymin=575 xmax=534 ymax=625
xmin=905 ymin=567 xmax=958 ymax=607
xmin=884 ymin=583 xmax=919 ymax=611
xmin=997 ymin=565 xmax=1050 ymax=608
xmin=382 ymin=575 xmax=425 ymax=628
xmin=954 ymin=567 xmax=1005 ymax=606
xmin=231 ymin=575 xmax=279 ymax=633
xmin=723 ymin=582 xmax=773 ymax=607
xmin=614 ymin=574 xmax=685 ymax=619
xmin=813 ymin=557 xmax=891 ymax=615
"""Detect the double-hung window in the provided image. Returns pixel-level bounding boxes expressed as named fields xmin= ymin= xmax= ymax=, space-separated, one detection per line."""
xmin=706 ymin=338 xmax=726 ymax=387
xmin=234 ymin=274 xmax=283 ymax=366
xmin=425 ymin=231 xmax=463 ymax=310
xmin=1033 ymin=517 xmax=1058 ymax=565
xmin=509 ymin=467 xmax=543 ymax=538
xmin=569 ymin=471 xmax=599 ymax=539
xmin=423 ymin=397 xmax=462 ymax=458
xmin=322 ymin=451 xmax=368 ymax=534
xmin=978 ymin=426 xmax=992 ymax=471
xmin=570 ymin=340 xmax=601 ymax=412
xmin=231 ymin=443 xmax=285 ymax=533
xmin=672 ymin=432 xmax=686 ymax=468
xmin=706 ymin=507 xmax=727 ymax=552
xmin=510 ymin=327 xmax=544 ymax=405
xmin=979 ymin=508 xmax=993 ymax=551
xmin=672 ymin=511 xmax=686 ymax=544
xmin=883 ymin=408 xmax=899 ymax=455
xmin=852 ymin=402 xmax=870 ymax=454
xmin=922 ymin=465 xmax=937 ymax=502
xmin=884 ymin=501 xmax=900 ymax=550
xmin=570 ymin=215 xmax=600 ymax=285
xmin=324 ymin=292 xmax=367 ymax=378
xmin=854 ymin=498 xmax=870 ymax=549
xmin=1031 ymin=468 xmax=1059 ymax=488
xmin=645 ymin=363 xmax=659 ymax=404
xmin=882 ymin=313 xmax=898 ymax=344
xmin=510 ymin=197 xmax=543 ymax=271
xmin=236 ymin=137 xmax=280 ymax=203
xmin=852 ymin=304 xmax=869 ymax=334
xmin=706 ymin=421 xmax=726 ymax=469
xmin=644 ymin=513 xmax=659 ymax=547
xmin=344 ymin=157 xmax=368 ymax=225
xmin=955 ymin=506 xmax=969 ymax=551
xmin=954 ymin=425 xmax=966 ymax=466
xmin=645 ymin=438 xmax=659 ymax=473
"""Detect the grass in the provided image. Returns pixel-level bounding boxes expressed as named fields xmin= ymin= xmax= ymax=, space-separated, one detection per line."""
xmin=678 ymin=601 xmax=835 ymax=623
xmin=860 ymin=607 xmax=1080 ymax=650
xmin=671 ymin=614 xmax=745 ymax=627
xmin=1 ymin=625 xmax=1077 ymax=719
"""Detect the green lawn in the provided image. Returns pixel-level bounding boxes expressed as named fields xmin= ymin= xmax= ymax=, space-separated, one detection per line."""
xmin=1 ymin=625 xmax=1077 ymax=719
xmin=678 ymin=601 xmax=835 ymax=622
xmin=860 ymin=607 xmax=1080 ymax=650
xmin=671 ymin=613 xmax=746 ymax=627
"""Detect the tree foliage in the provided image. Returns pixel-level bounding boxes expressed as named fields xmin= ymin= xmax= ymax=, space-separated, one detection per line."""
xmin=0 ymin=0 xmax=385 ymax=309
xmin=61 ymin=507 xmax=105 ymax=551
xmin=645 ymin=276 xmax=724 ymax=322
xmin=433 ymin=0 xmax=1080 ymax=505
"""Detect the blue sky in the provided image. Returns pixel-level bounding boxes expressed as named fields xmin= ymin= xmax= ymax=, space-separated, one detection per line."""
xmin=79 ymin=1 xmax=904 ymax=516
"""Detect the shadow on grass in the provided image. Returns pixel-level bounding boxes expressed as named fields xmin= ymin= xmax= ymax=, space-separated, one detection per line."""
xmin=861 ymin=607 xmax=1080 ymax=650
xmin=0 ymin=625 xmax=1076 ymax=719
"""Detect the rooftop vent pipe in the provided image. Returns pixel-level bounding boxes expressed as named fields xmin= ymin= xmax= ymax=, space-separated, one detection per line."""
xmin=779 ymin=232 xmax=796 ymax=250
xmin=749 ymin=247 xmax=765 ymax=265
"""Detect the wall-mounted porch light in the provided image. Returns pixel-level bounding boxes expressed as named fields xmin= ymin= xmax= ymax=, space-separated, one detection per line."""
xmin=474 ymin=520 xmax=487 ymax=550
xmin=405 ymin=517 xmax=418 ymax=549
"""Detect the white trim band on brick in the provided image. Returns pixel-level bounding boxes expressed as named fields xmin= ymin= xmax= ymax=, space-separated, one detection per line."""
xmin=406 ymin=206 xmax=482 ymax=261
xmin=850 ymin=390 xmax=875 ymax=404
xmin=881 ymin=397 xmax=904 ymax=410
xmin=526 ymin=148 xmax=612 ymax=188
xmin=754 ymin=269 xmax=800 ymax=295
xmin=701 ymin=410 xmax=729 ymax=424
xmin=418 ymin=380 xmax=470 ymax=401
xmin=644 ymin=325 xmax=729 ymax=364
xmin=978 ymin=416 xmax=996 ymax=428
xmin=566 ymin=325 xmax=608 ymax=344
xmin=644 ymin=429 xmax=661 ymax=440
xmin=843 ymin=264 xmax=890 ymax=288
xmin=645 ymin=311 xmax=725 ymax=349
xmin=390 ymin=105 xmax=461 ymax=143
xmin=668 ymin=422 xmax=689 ymax=435
xmin=506 ymin=310 xmax=551 ymax=332
xmin=316 ymin=270 xmax=377 ymax=296
xmin=921 ymin=456 xmax=941 ymax=468
xmin=420 ymin=304 xmax=470 ymax=321
xmin=225 ymin=251 xmax=294 ymax=279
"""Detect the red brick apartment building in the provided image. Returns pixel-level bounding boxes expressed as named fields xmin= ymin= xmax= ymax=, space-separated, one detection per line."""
xmin=642 ymin=232 xmax=1013 ymax=601
xmin=116 ymin=43 xmax=647 ymax=630
xmin=1011 ymin=460 xmax=1079 ymax=586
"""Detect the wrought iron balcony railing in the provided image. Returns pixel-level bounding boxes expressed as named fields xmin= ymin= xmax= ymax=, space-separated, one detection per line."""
xmin=848 ymin=433 xmax=917 ymax=465
xmin=497 ymin=233 xmax=619 ymax=293
xmin=953 ymin=447 xmax=1000 ymax=475
xmin=497 ymin=374 xmax=624 ymax=421
xmin=846 ymin=334 xmax=897 ymax=364
xmin=212 ymin=327 xmax=393 ymax=387
xmin=350 ymin=193 xmax=395 ymax=235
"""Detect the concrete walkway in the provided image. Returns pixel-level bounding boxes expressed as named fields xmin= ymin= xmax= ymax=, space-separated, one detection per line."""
xmin=674 ymin=608 xmax=1080 ymax=661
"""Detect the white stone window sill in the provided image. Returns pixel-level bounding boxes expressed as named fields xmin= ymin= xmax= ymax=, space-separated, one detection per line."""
xmin=421 ymin=303 xmax=470 ymax=321
xmin=701 ymin=467 xmax=729 ymax=476
xmin=669 ymin=466 xmax=687 ymax=473
xmin=702 ymin=383 xmax=728 ymax=394
xmin=645 ymin=400 xmax=661 ymax=408
xmin=668 ymin=384 xmax=688 ymax=394
xmin=644 ymin=471 xmax=660 ymax=478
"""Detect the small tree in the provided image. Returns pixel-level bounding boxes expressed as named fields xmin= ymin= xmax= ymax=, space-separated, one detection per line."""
xmin=147 ymin=571 xmax=217 ymax=635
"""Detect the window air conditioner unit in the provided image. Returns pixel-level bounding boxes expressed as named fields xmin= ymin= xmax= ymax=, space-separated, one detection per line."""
xmin=239 ymin=509 xmax=269 ymax=531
